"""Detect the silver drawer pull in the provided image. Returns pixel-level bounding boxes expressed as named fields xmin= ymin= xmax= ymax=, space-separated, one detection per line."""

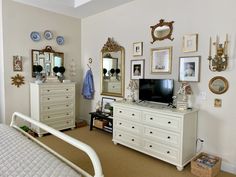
xmin=132 ymin=113 xmax=135 ymax=116
xmin=150 ymin=117 xmax=153 ymax=120
xmin=167 ymin=151 xmax=170 ymax=154
xmin=132 ymin=126 xmax=135 ymax=129
xmin=149 ymin=145 xmax=152 ymax=148
xmin=167 ymin=136 xmax=171 ymax=139
xmin=168 ymin=121 xmax=171 ymax=124
xmin=131 ymin=139 xmax=134 ymax=142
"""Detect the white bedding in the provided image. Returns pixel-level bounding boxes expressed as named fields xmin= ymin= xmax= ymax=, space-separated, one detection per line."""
xmin=0 ymin=124 xmax=82 ymax=177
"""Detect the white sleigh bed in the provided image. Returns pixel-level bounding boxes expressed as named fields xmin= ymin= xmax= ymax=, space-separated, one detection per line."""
xmin=0 ymin=112 xmax=104 ymax=177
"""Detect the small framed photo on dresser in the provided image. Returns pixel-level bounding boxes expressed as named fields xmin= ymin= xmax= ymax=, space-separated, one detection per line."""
xmin=101 ymin=97 xmax=116 ymax=115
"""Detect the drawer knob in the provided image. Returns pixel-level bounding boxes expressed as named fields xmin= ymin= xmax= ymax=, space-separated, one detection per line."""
xmin=167 ymin=136 xmax=171 ymax=139
xmin=167 ymin=151 xmax=170 ymax=154
xmin=119 ymin=123 xmax=122 ymax=125
xmin=66 ymin=113 xmax=69 ymax=115
xmin=119 ymin=134 xmax=122 ymax=137
xmin=66 ymin=96 xmax=69 ymax=98
xmin=66 ymin=105 xmax=69 ymax=107
xmin=66 ymin=89 xmax=69 ymax=91
xmin=47 ymin=107 xmax=50 ymax=109
xmin=149 ymin=145 xmax=152 ymax=148
xmin=47 ymin=98 xmax=50 ymax=100
xmin=132 ymin=114 xmax=135 ymax=116
xmin=47 ymin=90 xmax=50 ymax=92
xmin=150 ymin=117 xmax=153 ymax=120
xmin=48 ymin=116 xmax=50 ymax=118
xmin=132 ymin=126 xmax=135 ymax=129
xmin=150 ymin=131 xmax=153 ymax=134
xmin=119 ymin=111 xmax=122 ymax=113
xmin=168 ymin=121 xmax=171 ymax=124
xmin=131 ymin=139 xmax=134 ymax=142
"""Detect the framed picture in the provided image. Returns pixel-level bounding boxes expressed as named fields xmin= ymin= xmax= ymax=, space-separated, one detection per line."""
xmin=183 ymin=34 xmax=198 ymax=53
xmin=131 ymin=59 xmax=145 ymax=79
xmin=151 ymin=47 xmax=172 ymax=73
xmin=214 ymin=98 xmax=222 ymax=108
xmin=13 ymin=56 xmax=23 ymax=71
xmin=133 ymin=42 xmax=143 ymax=56
xmin=209 ymin=76 xmax=228 ymax=94
xmin=179 ymin=56 xmax=201 ymax=82
xmin=101 ymin=97 xmax=116 ymax=114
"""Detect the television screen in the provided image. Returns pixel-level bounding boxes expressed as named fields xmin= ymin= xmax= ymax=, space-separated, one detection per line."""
xmin=139 ymin=79 xmax=174 ymax=104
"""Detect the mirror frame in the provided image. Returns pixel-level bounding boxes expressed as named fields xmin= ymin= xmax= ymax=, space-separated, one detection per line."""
xmin=31 ymin=46 xmax=64 ymax=77
xmin=101 ymin=38 xmax=125 ymax=98
xmin=209 ymin=76 xmax=229 ymax=94
xmin=150 ymin=19 xmax=174 ymax=44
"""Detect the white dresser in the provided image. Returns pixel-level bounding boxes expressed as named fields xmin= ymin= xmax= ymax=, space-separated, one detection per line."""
xmin=30 ymin=82 xmax=76 ymax=136
xmin=112 ymin=101 xmax=198 ymax=171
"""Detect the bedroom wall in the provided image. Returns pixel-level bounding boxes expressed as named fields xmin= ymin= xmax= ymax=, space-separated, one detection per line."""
xmin=2 ymin=0 xmax=82 ymax=124
xmin=81 ymin=0 xmax=236 ymax=174
xmin=0 ymin=0 xmax=5 ymax=123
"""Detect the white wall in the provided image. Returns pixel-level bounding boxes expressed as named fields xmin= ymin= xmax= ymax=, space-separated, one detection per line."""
xmin=2 ymin=0 xmax=82 ymax=124
xmin=0 ymin=0 xmax=5 ymax=123
xmin=81 ymin=0 xmax=236 ymax=174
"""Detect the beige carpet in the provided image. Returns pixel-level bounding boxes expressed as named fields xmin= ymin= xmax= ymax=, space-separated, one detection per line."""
xmin=39 ymin=126 xmax=235 ymax=177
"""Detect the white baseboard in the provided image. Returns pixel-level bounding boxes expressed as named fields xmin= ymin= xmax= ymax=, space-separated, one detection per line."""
xmin=221 ymin=161 xmax=236 ymax=175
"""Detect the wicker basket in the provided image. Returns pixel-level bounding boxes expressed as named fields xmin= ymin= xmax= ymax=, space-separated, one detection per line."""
xmin=191 ymin=152 xmax=221 ymax=177
xmin=94 ymin=119 xmax=108 ymax=129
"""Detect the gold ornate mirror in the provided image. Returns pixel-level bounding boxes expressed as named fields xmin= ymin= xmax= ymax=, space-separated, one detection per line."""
xmin=209 ymin=76 xmax=229 ymax=94
xmin=150 ymin=19 xmax=174 ymax=44
xmin=31 ymin=46 xmax=64 ymax=77
xmin=101 ymin=38 xmax=125 ymax=97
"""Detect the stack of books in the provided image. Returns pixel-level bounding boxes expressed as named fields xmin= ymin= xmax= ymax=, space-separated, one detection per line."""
xmin=103 ymin=126 xmax=112 ymax=133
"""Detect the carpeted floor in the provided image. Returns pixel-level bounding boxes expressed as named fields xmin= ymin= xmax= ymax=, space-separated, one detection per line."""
xmin=39 ymin=126 xmax=235 ymax=177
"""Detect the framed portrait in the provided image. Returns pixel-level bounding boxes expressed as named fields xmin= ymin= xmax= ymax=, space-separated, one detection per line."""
xmin=131 ymin=59 xmax=145 ymax=79
xmin=214 ymin=98 xmax=222 ymax=108
xmin=151 ymin=47 xmax=172 ymax=73
xmin=101 ymin=97 xmax=116 ymax=114
xmin=133 ymin=42 xmax=143 ymax=56
xmin=13 ymin=56 xmax=23 ymax=71
xmin=183 ymin=34 xmax=198 ymax=53
xmin=179 ymin=56 xmax=201 ymax=82
xmin=209 ymin=76 xmax=228 ymax=94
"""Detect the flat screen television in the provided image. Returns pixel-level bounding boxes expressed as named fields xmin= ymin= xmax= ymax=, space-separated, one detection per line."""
xmin=139 ymin=79 xmax=174 ymax=104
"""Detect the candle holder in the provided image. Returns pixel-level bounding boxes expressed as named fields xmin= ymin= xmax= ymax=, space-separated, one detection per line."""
xmin=208 ymin=34 xmax=228 ymax=72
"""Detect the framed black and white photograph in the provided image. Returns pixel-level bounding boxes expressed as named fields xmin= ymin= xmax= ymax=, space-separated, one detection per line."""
xmin=133 ymin=42 xmax=143 ymax=56
xmin=101 ymin=97 xmax=116 ymax=114
xmin=179 ymin=56 xmax=201 ymax=82
xmin=182 ymin=34 xmax=198 ymax=53
xmin=151 ymin=47 xmax=172 ymax=73
xmin=131 ymin=59 xmax=145 ymax=79
xmin=13 ymin=56 xmax=23 ymax=71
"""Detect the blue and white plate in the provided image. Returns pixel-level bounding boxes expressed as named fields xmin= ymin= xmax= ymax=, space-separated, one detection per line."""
xmin=30 ymin=31 xmax=41 ymax=42
xmin=56 ymin=36 xmax=64 ymax=45
xmin=44 ymin=30 xmax=53 ymax=40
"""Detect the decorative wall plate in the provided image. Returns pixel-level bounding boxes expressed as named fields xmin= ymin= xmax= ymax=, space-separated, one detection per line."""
xmin=56 ymin=36 xmax=64 ymax=45
xmin=30 ymin=31 xmax=41 ymax=42
xmin=44 ymin=30 xmax=53 ymax=40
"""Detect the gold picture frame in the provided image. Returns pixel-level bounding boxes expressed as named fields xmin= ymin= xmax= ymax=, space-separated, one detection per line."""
xmin=151 ymin=47 xmax=172 ymax=74
xmin=133 ymin=42 xmax=143 ymax=56
xmin=183 ymin=34 xmax=198 ymax=53
xmin=13 ymin=56 xmax=23 ymax=71
xmin=209 ymin=76 xmax=228 ymax=94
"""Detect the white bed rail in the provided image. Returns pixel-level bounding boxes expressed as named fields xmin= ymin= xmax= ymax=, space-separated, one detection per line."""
xmin=10 ymin=112 xmax=104 ymax=177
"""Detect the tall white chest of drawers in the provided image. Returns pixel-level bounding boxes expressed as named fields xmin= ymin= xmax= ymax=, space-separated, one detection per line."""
xmin=30 ymin=82 xmax=76 ymax=136
xmin=112 ymin=101 xmax=198 ymax=171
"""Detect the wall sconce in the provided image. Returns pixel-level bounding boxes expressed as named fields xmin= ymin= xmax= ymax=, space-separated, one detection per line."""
xmin=208 ymin=34 xmax=228 ymax=72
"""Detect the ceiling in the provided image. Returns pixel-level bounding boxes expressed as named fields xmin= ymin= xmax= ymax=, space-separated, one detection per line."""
xmin=13 ymin=0 xmax=135 ymax=18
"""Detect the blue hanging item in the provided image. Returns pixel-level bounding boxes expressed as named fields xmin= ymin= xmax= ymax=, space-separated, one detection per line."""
xmin=82 ymin=69 xmax=94 ymax=100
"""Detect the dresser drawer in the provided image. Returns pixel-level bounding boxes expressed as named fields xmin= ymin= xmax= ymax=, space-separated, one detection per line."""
xmin=41 ymin=110 xmax=74 ymax=121
xmin=113 ymin=130 xmax=142 ymax=147
xmin=41 ymin=102 xmax=74 ymax=112
xmin=46 ymin=118 xmax=75 ymax=129
xmin=144 ymin=126 xmax=180 ymax=148
xmin=40 ymin=85 xmax=74 ymax=95
xmin=114 ymin=107 xmax=141 ymax=122
xmin=143 ymin=112 xmax=181 ymax=132
xmin=144 ymin=140 xmax=179 ymax=164
xmin=41 ymin=94 xmax=74 ymax=103
xmin=114 ymin=119 xmax=142 ymax=135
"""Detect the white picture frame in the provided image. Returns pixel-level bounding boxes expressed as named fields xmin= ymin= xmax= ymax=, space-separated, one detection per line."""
xmin=183 ymin=34 xmax=198 ymax=53
xmin=133 ymin=42 xmax=143 ymax=56
xmin=131 ymin=59 xmax=145 ymax=80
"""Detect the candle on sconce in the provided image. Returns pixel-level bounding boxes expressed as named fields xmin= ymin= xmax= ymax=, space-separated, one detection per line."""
xmin=224 ymin=34 xmax=228 ymax=55
xmin=215 ymin=35 xmax=219 ymax=53
xmin=209 ymin=37 xmax=212 ymax=56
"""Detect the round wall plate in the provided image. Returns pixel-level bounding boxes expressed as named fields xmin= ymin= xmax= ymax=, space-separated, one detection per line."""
xmin=44 ymin=30 xmax=53 ymax=40
xmin=56 ymin=36 xmax=64 ymax=45
xmin=30 ymin=31 xmax=41 ymax=42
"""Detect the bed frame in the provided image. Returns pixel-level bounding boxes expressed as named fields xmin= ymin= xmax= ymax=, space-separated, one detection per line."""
xmin=10 ymin=112 xmax=104 ymax=177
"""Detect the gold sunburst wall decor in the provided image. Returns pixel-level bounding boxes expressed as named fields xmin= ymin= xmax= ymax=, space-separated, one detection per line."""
xmin=11 ymin=74 xmax=25 ymax=88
